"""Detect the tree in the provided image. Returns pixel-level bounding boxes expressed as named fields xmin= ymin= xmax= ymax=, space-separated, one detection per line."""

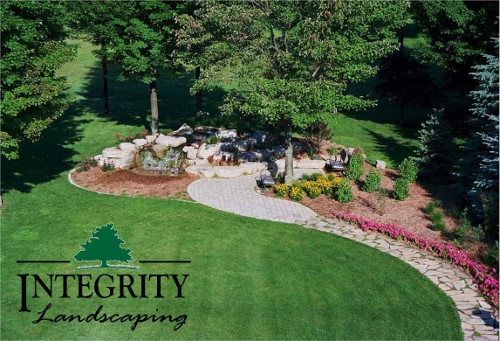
xmin=66 ymin=1 xmax=127 ymax=117
xmin=0 ymin=0 xmax=76 ymax=159
xmin=110 ymin=1 xmax=184 ymax=134
xmin=376 ymin=53 xmax=438 ymax=126
xmin=177 ymin=0 xmax=408 ymax=184
xmin=410 ymin=1 xmax=499 ymax=92
xmin=412 ymin=109 xmax=455 ymax=183
xmin=460 ymin=38 xmax=499 ymax=237
xmin=74 ymin=223 xmax=133 ymax=269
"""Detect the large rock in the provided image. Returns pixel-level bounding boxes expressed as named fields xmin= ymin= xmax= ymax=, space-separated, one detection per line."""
xmin=233 ymin=140 xmax=250 ymax=152
xmin=272 ymin=146 xmax=286 ymax=158
xmin=197 ymin=143 xmax=221 ymax=159
xmin=185 ymin=164 xmax=214 ymax=177
xmin=182 ymin=145 xmax=199 ymax=160
xmin=238 ymin=152 xmax=257 ymax=162
xmin=253 ymin=149 xmax=272 ymax=161
xmin=119 ymin=142 xmax=136 ymax=152
xmin=269 ymin=158 xmax=298 ymax=178
xmin=133 ymin=138 xmax=148 ymax=149
xmin=296 ymin=158 xmax=326 ymax=169
xmin=252 ymin=130 xmax=269 ymax=144
xmin=152 ymin=144 xmax=169 ymax=159
xmin=376 ymin=160 xmax=386 ymax=169
xmin=216 ymin=129 xmax=237 ymax=140
xmin=169 ymin=123 xmax=193 ymax=137
xmin=213 ymin=166 xmax=245 ymax=178
xmin=155 ymin=134 xmax=187 ymax=148
xmin=102 ymin=147 xmax=137 ymax=169
xmin=240 ymin=162 xmax=267 ymax=175
xmin=145 ymin=135 xmax=157 ymax=144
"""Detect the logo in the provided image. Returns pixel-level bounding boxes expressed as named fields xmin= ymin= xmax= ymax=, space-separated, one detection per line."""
xmin=74 ymin=223 xmax=138 ymax=270
xmin=17 ymin=223 xmax=190 ymax=332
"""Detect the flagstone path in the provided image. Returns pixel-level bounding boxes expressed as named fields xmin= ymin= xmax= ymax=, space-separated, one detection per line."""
xmin=187 ymin=174 xmax=499 ymax=341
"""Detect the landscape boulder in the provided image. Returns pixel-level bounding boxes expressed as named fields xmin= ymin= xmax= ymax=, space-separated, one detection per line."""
xmin=213 ymin=166 xmax=245 ymax=178
xmin=169 ymin=123 xmax=193 ymax=137
xmin=296 ymin=158 xmax=326 ymax=169
xmin=155 ymin=134 xmax=187 ymax=148
xmin=197 ymin=143 xmax=221 ymax=159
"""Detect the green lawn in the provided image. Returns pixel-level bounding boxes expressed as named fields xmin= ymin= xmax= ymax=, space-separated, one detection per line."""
xmin=0 ymin=38 xmax=463 ymax=340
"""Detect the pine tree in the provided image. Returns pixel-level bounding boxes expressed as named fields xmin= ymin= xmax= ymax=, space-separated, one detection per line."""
xmin=412 ymin=109 xmax=455 ymax=183
xmin=74 ymin=223 xmax=133 ymax=268
xmin=462 ymin=38 xmax=499 ymax=236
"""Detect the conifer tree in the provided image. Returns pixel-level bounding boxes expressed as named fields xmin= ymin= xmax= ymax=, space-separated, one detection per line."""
xmin=461 ymin=38 xmax=499 ymax=236
xmin=412 ymin=109 xmax=455 ymax=183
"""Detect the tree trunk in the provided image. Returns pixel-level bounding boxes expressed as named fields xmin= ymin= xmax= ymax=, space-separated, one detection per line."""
xmin=195 ymin=66 xmax=202 ymax=113
xmin=150 ymin=76 xmax=159 ymax=135
xmin=398 ymin=25 xmax=405 ymax=56
xmin=102 ymin=55 xmax=109 ymax=116
xmin=284 ymin=120 xmax=294 ymax=185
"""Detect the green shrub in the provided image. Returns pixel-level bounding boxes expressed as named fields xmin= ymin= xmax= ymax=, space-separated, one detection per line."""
xmin=102 ymin=161 xmax=115 ymax=172
xmin=289 ymin=185 xmax=304 ymax=201
xmin=424 ymin=201 xmax=446 ymax=231
xmin=451 ymin=208 xmax=485 ymax=243
xmin=362 ymin=169 xmax=381 ymax=193
xmin=398 ymin=158 xmax=419 ymax=183
xmin=334 ymin=178 xmax=353 ymax=203
xmin=344 ymin=153 xmax=364 ymax=180
xmin=393 ymin=178 xmax=410 ymax=201
xmin=483 ymin=241 xmax=499 ymax=268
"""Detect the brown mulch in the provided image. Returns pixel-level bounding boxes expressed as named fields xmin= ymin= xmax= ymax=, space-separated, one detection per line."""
xmin=70 ymin=163 xmax=487 ymax=262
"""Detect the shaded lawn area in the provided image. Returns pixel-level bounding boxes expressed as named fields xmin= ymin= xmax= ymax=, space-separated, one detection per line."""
xmin=1 ymin=176 xmax=463 ymax=340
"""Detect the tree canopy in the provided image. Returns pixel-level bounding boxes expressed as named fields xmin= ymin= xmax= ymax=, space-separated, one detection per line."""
xmin=0 ymin=0 xmax=76 ymax=159
xmin=177 ymin=0 xmax=408 ymax=183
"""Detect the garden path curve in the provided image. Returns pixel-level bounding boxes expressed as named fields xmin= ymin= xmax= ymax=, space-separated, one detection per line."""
xmin=187 ymin=174 xmax=499 ymax=341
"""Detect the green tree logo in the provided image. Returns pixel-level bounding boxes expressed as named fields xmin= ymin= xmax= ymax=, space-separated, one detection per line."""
xmin=74 ymin=223 xmax=138 ymax=270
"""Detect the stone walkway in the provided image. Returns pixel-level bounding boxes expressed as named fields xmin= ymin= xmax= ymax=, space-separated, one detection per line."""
xmin=187 ymin=174 xmax=499 ymax=341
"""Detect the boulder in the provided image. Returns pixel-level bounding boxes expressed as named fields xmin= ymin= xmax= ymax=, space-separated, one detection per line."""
xmin=240 ymin=162 xmax=267 ymax=175
xmin=233 ymin=140 xmax=249 ymax=152
xmin=119 ymin=142 xmax=136 ymax=152
xmin=272 ymin=146 xmax=286 ymax=158
xmin=145 ymin=135 xmax=157 ymax=144
xmin=133 ymin=138 xmax=148 ymax=149
xmin=269 ymin=158 xmax=298 ymax=178
xmin=182 ymin=145 xmax=199 ymax=160
xmin=252 ymin=130 xmax=269 ymax=144
xmin=296 ymin=158 xmax=326 ymax=169
xmin=216 ymin=129 xmax=237 ymax=140
xmin=102 ymin=147 xmax=127 ymax=159
xmin=152 ymin=144 xmax=169 ymax=159
xmin=169 ymin=123 xmax=193 ymax=137
xmin=238 ymin=152 xmax=257 ymax=162
xmin=155 ymin=134 xmax=187 ymax=148
xmin=253 ymin=149 xmax=272 ymax=161
xmin=102 ymin=147 xmax=137 ymax=170
xmin=213 ymin=166 xmax=245 ymax=178
xmin=376 ymin=160 xmax=386 ymax=169
xmin=197 ymin=143 xmax=221 ymax=159
xmin=185 ymin=164 xmax=214 ymax=177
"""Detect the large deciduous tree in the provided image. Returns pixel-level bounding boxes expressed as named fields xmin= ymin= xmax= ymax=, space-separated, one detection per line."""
xmin=0 ymin=0 xmax=76 ymax=159
xmin=177 ymin=0 xmax=408 ymax=184
xmin=111 ymin=1 xmax=184 ymax=135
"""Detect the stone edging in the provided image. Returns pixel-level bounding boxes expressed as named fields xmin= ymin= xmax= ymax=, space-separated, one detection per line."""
xmin=301 ymin=216 xmax=499 ymax=341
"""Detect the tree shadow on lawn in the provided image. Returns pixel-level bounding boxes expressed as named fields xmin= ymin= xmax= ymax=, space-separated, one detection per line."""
xmin=362 ymin=128 xmax=416 ymax=167
xmin=77 ymin=63 xmax=231 ymax=133
xmin=1 ymin=103 xmax=90 ymax=194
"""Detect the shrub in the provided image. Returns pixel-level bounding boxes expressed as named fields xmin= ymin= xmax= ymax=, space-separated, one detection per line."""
xmin=362 ymin=169 xmax=381 ymax=193
xmin=289 ymin=185 xmax=304 ymax=201
xmin=393 ymin=178 xmax=410 ymax=201
xmin=273 ymin=183 xmax=289 ymax=198
xmin=424 ymin=201 xmax=446 ymax=231
xmin=76 ymin=156 xmax=98 ymax=172
xmin=483 ymin=241 xmax=499 ymax=269
xmin=102 ymin=161 xmax=115 ymax=172
xmin=302 ymin=181 xmax=323 ymax=199
xmin=398 ymin=158 xmax=418 ymax=183
xmin=376 ymin=188 xmax=389 ymax=216
xmin=451 ymin=208 xmax=485 ymax=244
xmin=344 ymin=153 xmax=364 ymax=180
xmin=334 ymin=178 xmax=353 ymax=203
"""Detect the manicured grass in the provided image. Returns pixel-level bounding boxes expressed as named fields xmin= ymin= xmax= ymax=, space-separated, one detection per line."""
xmin=1 ymin=180 xmax=462 ymax=340
xmin=1 ymin=38 xmax=463 ymax=340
